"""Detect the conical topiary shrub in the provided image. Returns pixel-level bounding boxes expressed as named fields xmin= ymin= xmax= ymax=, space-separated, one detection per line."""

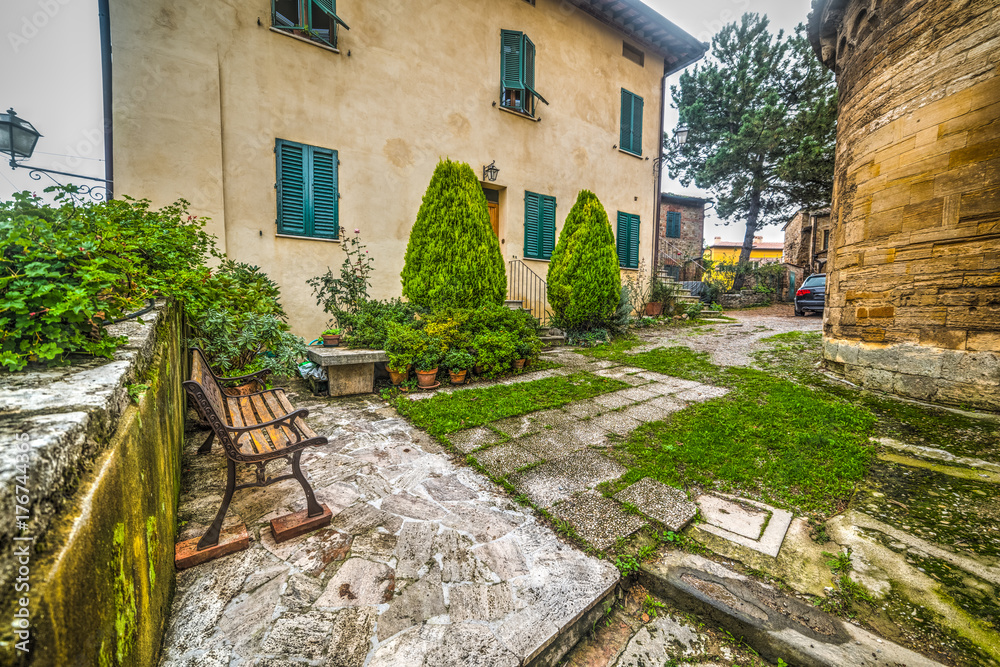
xmin=546 ymin=191 xmax=621 ymax=330
xmin=401 ymin=159 xmax=506 ymax=310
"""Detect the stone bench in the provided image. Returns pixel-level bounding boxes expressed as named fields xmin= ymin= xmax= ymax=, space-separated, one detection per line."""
xmin=305 ymin=346 xmax=388 ymax=396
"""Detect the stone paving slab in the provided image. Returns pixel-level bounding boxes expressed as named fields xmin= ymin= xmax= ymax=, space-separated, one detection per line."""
xmin=552 ymin=492 xmax=647 ymax=550
xmin=615 ymin=478 xmax=697 ymax=532
xmin=593 ymin=390 xmax=639 ymax=410
xmin=448 ymin=426 xmax=502 ymax=453
xmin=695 ymin=493 xmax=793 ymax=557
xmin=589 ymin=411 xmax=643 ymax=436
xmin=159 ymin=389 xmax=617 ymax=667
xmin=474 ymin=442 xmax=540 ymax=477
xmin=509 ymin=450 xmax=627 ymax=508
xmin=516 ymin=430 xmax=588 ymax=460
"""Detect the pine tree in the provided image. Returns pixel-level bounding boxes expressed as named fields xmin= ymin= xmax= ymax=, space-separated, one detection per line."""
xmin=667 ymin=14 xmax=837 ymax=289
xmin=401 ymin=160 xmax=506 ymax=310
xmin=546 ymin=191 xmax=620 ymax=330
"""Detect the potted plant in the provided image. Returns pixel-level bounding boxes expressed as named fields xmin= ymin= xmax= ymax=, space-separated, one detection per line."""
xmin=648 ymin=277 xmax=680 ymax=317
xmin=384 ymin=322 xmax=425 ymax=386
xmin=321 ymin=328 xmax=342 ymax=347
xmin=444 ymin=348 xmax=474 ymax=384
xmin=414 ymin=348 xmax=441 ymax=389
xmin=513 ymin=340 xmax=531 ymax=370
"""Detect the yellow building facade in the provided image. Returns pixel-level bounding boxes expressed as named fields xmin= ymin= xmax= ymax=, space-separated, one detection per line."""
xmin=704 ymin=237 xmax=785 ymax=264
xmin=109 ymin=0 xmax=704 ymax=336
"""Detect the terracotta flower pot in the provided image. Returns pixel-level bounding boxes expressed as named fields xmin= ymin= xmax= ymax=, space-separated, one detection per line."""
xmin=415 ymin=368 xmax=439 ymax=388
xmin=513 ymin=359 xmax=526 ymax=370
xmin=321 ymin=334 xmax=341 ymax=347
xmin=644 ymin=302 xmax=664 ymax=317
xmin=449 ymin=370 xmax=468 ymax=385
xmin=388 ymin=368 xmax=408 ymax=385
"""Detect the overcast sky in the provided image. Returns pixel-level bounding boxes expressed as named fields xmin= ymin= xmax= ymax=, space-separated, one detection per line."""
xmin=1 ymin=0 xmax=813 ymax=242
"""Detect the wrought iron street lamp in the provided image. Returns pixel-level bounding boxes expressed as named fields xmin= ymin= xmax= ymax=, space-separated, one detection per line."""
xmin=482 ymin=160 xmax=499 ymax=182
xmin=0 ymin=108 xmax=112 ymax=201
xmin=673 ymin=125 xmax=690 ymax=146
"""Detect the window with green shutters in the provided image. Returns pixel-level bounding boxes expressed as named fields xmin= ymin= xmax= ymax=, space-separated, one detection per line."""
xmin=524 ymin=191 xmax=556 ymax=260
xmin=665 ymin=211 xmax=681 ymax=238
xmin=616 ymin=212 xmax=640 ymax=268
xmin=500 ymin=29 xmax=548 ymax=117
xmin=276 ymin=138 xmax=339 ymax=240
xmin=272 ymin=0 xmax=349 ymax=49
xmin=619 ymin=89 xmax=644 ymax=156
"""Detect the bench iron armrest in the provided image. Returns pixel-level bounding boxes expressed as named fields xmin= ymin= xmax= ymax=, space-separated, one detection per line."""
xmin=224 ymin=408 xmax=312 ymax=439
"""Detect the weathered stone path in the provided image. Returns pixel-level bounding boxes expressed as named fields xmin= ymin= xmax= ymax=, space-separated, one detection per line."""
xmin=159 ymin=391 xmax=617 ymax=666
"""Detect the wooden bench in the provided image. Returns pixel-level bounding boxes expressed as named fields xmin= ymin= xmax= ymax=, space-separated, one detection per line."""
xmin=176 ymin=348 xmax=332 ymax=568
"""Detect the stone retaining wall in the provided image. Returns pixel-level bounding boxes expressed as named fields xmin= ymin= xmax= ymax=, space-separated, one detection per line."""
xmin=809 ymin=0 xmax=1000 ymax=410
xmin=0 ymin=303 xmax=186 ymax=666
xmin=719 ymin=291 xmax=772 ymax=310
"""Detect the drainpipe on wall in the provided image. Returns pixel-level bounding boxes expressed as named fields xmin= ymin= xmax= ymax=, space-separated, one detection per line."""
xmin=98 ymin=0 xmax=113 ymax=197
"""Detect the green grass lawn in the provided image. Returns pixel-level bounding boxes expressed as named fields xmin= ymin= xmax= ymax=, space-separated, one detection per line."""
xmin=393 ymin=371 xmax=629 ymax=438
xmin=585 ymin=339 xmax=877 ymax=516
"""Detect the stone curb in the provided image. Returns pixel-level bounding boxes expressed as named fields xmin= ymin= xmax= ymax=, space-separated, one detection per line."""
xmin=639 ymin=552 xmax=945 ymax=667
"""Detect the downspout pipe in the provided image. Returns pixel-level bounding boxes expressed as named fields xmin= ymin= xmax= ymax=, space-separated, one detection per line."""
xmin=98 ymin=0 xmax=113 ymax=197
xmin=653 ymin=50 xmax=706 ymax=279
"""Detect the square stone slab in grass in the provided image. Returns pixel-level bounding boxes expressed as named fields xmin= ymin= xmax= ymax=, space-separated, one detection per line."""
xmin=493 ymin=415 xmax=540 ymax=439
xmin=616 ymin=374 xmax=652 ymax=387
xmin=674 ymin=385 xmax=730 ymax=402
xmin=552 ymin=492 xmax=646 ymax=550
xmin=593 ymin=391 xmax=637 ymax=410
xmin=644 ymin=377 xmax=704 ymax=395
xmin=617 ymin=387 xmax=659 ymax=402
xmin=474 ymin=443 xmax=540 ymax=478
xmin=448 ymin=426 xmax=502 ymax=453
xmin=695 ymin=492 xmax=794 ymax=558
xmin=620 ymin=397 xmax=685 ymax=423
xmin=562 ymin=399 xmax=604 ymax=419
xmin=589 ymin=412 xmax=643 ymax=437
xmin=516 ymin=430 xmax=586 ymax=460
xmin=508 ymin=450 xmax=627 ymax=508
xmin=587 ymin=360 xmax=619 ymax=369
xmin=614 ymin=478 xmax=696 ymax=532
xmin=528 ymin=408 xmax=575 ymax=429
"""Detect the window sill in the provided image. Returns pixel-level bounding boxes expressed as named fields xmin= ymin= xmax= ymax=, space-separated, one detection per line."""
xmin=618 ymin=148 xmax=643 ymax=159
xmin=276 ymin=234 xmax=341 ymax=243
xmin=498 ymin=105 xmax=540 ymax=122
xmin=522 ymin=256 xmax=551 ymax=263
xmin=269 ymin=26 xmax=341 ymax=54
xmin=619 ymin=266 xmax=640 ymax=271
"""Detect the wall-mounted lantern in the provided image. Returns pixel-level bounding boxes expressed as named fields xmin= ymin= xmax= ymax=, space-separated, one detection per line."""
xmin=482 ymin=160 xmax=499 ymax=182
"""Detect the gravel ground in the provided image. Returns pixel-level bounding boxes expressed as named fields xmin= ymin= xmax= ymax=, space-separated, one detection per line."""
xmin=640 ymin=307 xmax=823 ymax=368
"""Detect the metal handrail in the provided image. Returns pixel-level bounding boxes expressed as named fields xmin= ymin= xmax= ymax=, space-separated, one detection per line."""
xmin=507 ymin=259 xmax=551 ymax=325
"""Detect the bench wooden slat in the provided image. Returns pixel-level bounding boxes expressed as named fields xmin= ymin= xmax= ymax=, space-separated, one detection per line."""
xmin=274 ymin=391 xmax=319 ymax=440
xmin=262 ymin=391 xmax=298 ymax=444
xmin=225 ymin=396 xmax=253 ymax=452
xmin=238 ymin=396 xmax=270 ymax=455
xmin=251 ymin=393 xmax=288 ymax=451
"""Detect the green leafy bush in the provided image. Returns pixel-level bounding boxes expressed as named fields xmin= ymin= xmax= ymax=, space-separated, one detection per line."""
xmin=443 ymin=348 xmax=474 ymax=372
xmin=384 ymin=322 xmax=427 ymax=372
xmin=335 ymin=299 xmax=419 ymax=349
xmin=546 ymin=191 xmax=620 ymax=331
xmin=308 ymin=229 xmax=376 ymax=326
xmin=401 ymin=159 xmax=506 ymax=310
xmin=472 ymin=330 xmax=519 ymax=377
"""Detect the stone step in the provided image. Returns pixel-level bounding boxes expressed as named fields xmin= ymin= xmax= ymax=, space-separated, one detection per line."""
xmin=640 ymin=552 xmax=946 ymax=667
xmin=540 ymin=334 xmax=567 ymax=347
xmin=504 ymin=299 xmax=523 ymax=309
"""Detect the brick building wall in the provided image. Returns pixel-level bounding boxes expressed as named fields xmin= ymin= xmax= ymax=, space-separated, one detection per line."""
xmin=657 ymin=193 xmax=709 ymax=281
xmin=809 ymin=0 xmax=1000 ymax=410
xmin=783 ymin=207 xmax=833 ymax=287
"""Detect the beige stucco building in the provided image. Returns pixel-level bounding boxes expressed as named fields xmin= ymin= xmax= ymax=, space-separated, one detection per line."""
xmin=109 ymin=0 xmax=704 ymax=336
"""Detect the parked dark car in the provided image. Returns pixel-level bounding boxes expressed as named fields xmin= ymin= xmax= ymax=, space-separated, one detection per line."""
xmin=795 ymin=273 xmax=826 ymax=316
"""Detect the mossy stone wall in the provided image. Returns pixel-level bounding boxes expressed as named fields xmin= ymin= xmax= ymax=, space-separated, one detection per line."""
xmin=0 ymin=304 xmax=186 ymax=666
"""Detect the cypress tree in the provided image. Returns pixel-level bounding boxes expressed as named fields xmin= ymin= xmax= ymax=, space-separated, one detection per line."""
xmin=401 ymin=160 xmax=506 ymax=310
xmin=546 ymin=192 xmax=620 ymax=330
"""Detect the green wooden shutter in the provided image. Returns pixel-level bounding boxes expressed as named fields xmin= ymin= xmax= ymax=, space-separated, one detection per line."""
xmin=501 ymin=30 xmax=524 ymax=90
xmin=616 ymin=211 xmax=628 ymax=266
xmin=312 ymin=0 xmax=350 ymax=28
xmin=631 ymin=94 xmax=643 ymax=156
xmin=666 ymin=211 xmax=681 ymax=238
xmin=524 ymin=191 xmax=540 ymax=258
xmin=276 ymin=139 xmax=307 ymax=236
xmin=620 ymin=90 xmax=632 ymax=153
xmin=540 ymin=195 xmax=556 ymax=259
xmin=311 ymin=147 xmax=339 ymax=239
xmin=628 ymin=214 xmax=640 ymax=268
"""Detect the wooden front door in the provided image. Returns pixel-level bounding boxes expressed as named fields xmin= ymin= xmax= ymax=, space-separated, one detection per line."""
xmin=487 ymin=202 xmax=499 ymax=237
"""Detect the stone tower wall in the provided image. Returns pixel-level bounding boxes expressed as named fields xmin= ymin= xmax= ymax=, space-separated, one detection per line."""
xmin=810 ymin=0 xmax=1000 ymax=410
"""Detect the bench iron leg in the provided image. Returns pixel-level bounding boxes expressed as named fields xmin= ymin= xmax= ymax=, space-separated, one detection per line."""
xmin=291 ymin=449 xmax=324 ymax=518
xmin=198 ymin=431 xmax=215 ymax=455
xmin=197 ymin=458 xmax=236 ymax=550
